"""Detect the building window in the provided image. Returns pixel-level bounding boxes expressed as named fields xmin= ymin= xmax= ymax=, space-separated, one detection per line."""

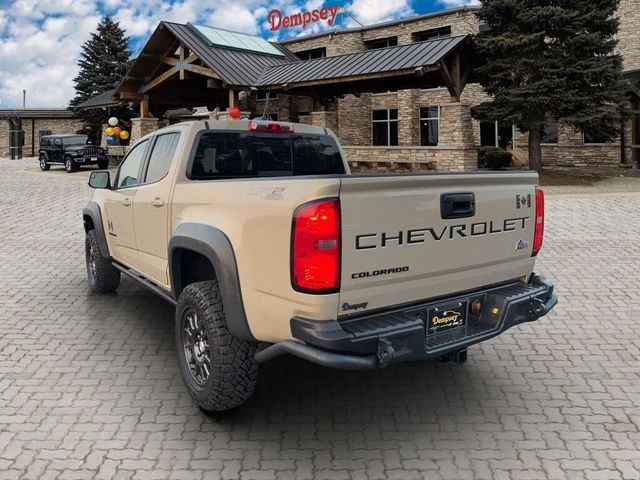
xmin=419 ymin=107 xmax=440 ymax=146
xmin=481 ymin=121 xmax=513 ymax=149
xmin=367 ymin=37 xmax=398 ymax=50
xmin=583 ymin=126 xmax=608 ymax=144
xmin=295 ymin=47 xmax=326 ymax=60
xmin=256 ymin=92 xmax=278 ymax=101
xmin=39 ymin=130 xmax=52 ymax=141
xmin=541 ymin=119 xmax=558 ymax=144
xmin=372 ymin=109 xmax=398 ymax=146
xmin=414 ymin=26 xmax=451 ymax=42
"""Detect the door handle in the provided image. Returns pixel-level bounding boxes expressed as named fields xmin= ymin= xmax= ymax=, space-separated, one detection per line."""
xmin=122 ymin=197 xmax=132 ymax=206
xmin=151 ymin=197 xmax=165 ymax=207
xmin=441 ymin=193 xmax=475 ymax=219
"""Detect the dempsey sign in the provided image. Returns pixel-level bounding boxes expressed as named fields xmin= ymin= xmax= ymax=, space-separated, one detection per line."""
xmin=268 ymin=5 xmax=340 ymax=32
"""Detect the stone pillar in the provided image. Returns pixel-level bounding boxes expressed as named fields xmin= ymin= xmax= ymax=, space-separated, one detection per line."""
xmin=439 ymin=103 xmax=475 ymax=147
xmin=130 ymin=117 xmax=160 ymax=144
xmin=100 ymin=124 xmax=109 ymax=147
xmin=398 ymin=89 xmax=417 ymax=146
xmin=311 ymin=111 xmax=338 ymax=133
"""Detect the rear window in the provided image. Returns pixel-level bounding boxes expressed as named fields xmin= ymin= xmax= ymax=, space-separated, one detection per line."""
xmin=190 ymin=131 xmax=345 ymax=179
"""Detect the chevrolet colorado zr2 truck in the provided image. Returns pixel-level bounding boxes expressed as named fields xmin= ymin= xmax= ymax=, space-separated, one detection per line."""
xmin=83 ymin=119 xmax=557 ymax=412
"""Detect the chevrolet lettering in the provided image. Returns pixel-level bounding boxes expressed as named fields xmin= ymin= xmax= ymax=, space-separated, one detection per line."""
xmin=83 ymin=119 xmax=557 ymax=412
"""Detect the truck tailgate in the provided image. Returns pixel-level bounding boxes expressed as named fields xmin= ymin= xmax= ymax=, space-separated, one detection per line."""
xmin=338 ymin=172 xmax=538 ymax=315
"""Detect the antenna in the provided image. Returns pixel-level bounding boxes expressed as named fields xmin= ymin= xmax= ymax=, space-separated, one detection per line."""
xmin=262 ymin=92 xmax=271 ymax=119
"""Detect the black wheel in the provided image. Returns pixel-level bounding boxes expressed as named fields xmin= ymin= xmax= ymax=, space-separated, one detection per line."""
xmin=85 ymin=230 xmax=120 ymax=293
xmin=39 ymin=154 xmax=50 ymax=171
xmin=176 ymin=281 xmax=258 ymax=412
xmin=65 ymin=156 xmax=78 ymax=173
xmin=98 ymin=159 xmax=109 ymax=169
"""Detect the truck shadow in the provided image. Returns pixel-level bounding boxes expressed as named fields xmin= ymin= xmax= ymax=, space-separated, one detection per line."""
xmin=98 ymin=280 xmax=502 ymax=434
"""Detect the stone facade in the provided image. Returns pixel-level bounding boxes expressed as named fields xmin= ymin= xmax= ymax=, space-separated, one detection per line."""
xmin=0 ymin=115 xmax=82 ymax=158
xmin=617 ymin=0 xmax=640 ymax=72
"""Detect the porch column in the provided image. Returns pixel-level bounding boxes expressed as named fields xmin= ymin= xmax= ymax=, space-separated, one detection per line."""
xmin=130 ymin=117 xmax=160 ymax=144
xmin=398 ymin=89 xmax=417 ymax=146
xmin=311 ymin=111 xmax=338 ymax=132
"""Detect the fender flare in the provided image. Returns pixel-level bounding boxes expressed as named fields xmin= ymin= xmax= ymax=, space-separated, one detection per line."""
xmin=169 ymin=223 xmax=255 ymax=341
xmin=82 ymin=202 xmax=110 ymax=258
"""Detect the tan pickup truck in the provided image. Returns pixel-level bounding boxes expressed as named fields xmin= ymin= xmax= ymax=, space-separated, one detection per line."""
xmin=83 ymin=119 xmax=557 ymax=412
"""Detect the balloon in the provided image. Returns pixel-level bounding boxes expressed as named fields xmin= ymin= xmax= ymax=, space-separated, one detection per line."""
xmin=106 ymin=136 xmax=116 ymax=145
xmin=229 ymin=107 xmax=241 ymax=120
xmin=119 ymin=131 xmax=129 ymax=140
xmin=113 ymin=127 xmax=122 ymax=136
xmin=108 ymin=117 xmax=118 ymax=127
xmin=105 ymin=127 xmax=115 ymax=136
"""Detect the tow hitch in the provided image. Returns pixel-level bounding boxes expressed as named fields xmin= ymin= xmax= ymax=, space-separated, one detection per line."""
xmin=437 ymin=348 xmax=468 ymax=364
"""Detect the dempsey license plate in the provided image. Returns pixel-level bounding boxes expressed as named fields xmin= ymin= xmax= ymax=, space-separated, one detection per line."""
xmin=427 ymin=301 xmax=467 ymax=335
xmin=90 ymin=157 xmax=98 ymax=161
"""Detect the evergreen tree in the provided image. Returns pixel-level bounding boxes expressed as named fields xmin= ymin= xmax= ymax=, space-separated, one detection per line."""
xmin=70 ymin=16 xmax=132 ymax=144
xmin=472 ymin=0 xmax=629 ymax=171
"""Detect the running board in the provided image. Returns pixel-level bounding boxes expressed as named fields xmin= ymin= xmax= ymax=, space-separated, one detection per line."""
xmin=111 ymin=262 xmax=177 ymax=306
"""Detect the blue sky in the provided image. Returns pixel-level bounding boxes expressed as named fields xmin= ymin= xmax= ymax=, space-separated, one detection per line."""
xmin=0 ymin=0 xmax=475 ymax=108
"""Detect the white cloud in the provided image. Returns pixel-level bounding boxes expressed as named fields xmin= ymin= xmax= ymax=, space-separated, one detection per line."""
xmin=436 ymin=0 xmax=480 ymax=7
xmin=347 ymin=0 xmax=413 ymax=26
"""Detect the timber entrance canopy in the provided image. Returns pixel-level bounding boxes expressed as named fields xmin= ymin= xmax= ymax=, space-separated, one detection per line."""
xmin=114 ymin=21 xmax=473 ymax=115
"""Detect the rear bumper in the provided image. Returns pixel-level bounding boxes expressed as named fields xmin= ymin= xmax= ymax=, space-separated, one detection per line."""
xmin=255 ymin=274 xmax=557 ymax=369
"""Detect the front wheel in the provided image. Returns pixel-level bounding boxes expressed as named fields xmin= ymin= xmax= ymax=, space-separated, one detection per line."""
xmin=176 ymin=281 xmax=258 ymax=412
xmin=65 ymin=156 xmax=78 ymax=173
xmin=39 ymin=155 xmax=50 ymax=171
xmin=85 ymin=230 xmax=120 ymax=293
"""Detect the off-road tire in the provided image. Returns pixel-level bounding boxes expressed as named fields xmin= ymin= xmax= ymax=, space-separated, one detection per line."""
xmin=176 ymin=281 xmax=258 ymax=412
xmin=39 ymin=154 xmax=50 ymax=171
xmin=65 ymin=156 xmax=78 ymax=173
xmin=98 ymin=159 xmax=109 ymax=170
xmin=85 ymin=229 xmax=120 ymax=293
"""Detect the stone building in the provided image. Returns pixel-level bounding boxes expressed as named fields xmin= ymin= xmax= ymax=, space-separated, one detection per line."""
xmin=106 ymin=2 xmax=639 ymax=171
xmin=0 ymin=109 xmax=82 ymax=158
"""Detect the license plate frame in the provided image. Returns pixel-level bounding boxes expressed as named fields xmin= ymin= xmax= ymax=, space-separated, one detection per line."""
xmin=90 ymin=156 xmax=98 ymax=162
xmin=427 ymin=301 xmax=467 ymax=335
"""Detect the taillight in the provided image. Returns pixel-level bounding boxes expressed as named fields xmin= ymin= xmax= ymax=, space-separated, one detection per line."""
xmin=532 ymin=187 xmax=544 ymax=256
xmin=291 ymin=198 xmax=340 ymax=294
xmin=249 ymin=121 xmax=294 ymax=134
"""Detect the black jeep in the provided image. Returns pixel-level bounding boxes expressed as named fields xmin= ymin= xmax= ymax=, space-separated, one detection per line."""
xmin=39 ymin=134 xmax=108 ymax=173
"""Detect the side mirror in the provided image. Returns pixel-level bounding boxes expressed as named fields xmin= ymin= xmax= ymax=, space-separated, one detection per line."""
xmin=88 ymin=171 xmax=111 ymax=189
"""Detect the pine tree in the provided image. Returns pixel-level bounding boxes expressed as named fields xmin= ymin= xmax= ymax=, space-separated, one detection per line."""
xmin=471 ymin=0 xmax=629 ymax=171
xmin=70 ymin=16 xmax=132 ymax=144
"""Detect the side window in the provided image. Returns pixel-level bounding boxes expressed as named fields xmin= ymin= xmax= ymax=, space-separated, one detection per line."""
xmin=40 ymin=138 xmax=47 ymax=146
xmin=54 ymin=138 xmax=62 ymax=147
xmin=144 ymin=133 xmax=180 ymax=184
xmin=116 ymin=140 xmax=148 ymax=188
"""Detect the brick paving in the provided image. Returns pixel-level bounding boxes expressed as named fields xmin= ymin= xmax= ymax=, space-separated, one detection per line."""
xmin=1 ymin=157 xmax=639 ymax=480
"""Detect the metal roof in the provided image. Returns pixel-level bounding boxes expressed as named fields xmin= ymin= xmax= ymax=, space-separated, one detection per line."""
xmin=256 ymin=35 xmax=467 ymax=86
xmin=75 ymin=89 xmax=118 ymax=109
xmin=0 ymin=108 xmax=75 ymax=119
xmin=161 ymin=22 xmax=297 ymax=86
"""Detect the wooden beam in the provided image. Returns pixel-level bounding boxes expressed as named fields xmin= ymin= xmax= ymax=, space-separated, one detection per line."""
xmin=141 ymin=66 xmax=179 ymax=93
xmin=438 ymin=60 xmax=460 ymax=101
xmin=164 ymin=57 xmax=178 ymax=66
xmin=186 ymin=52 xmax=198 ymax=63
xmin=119 ymin=91 xmax=143 ymax=101
xmin=140 ymin=96 xmax=149 ymax=118
xmin=228 ymin=89 xmax=239 ymax=108
xmin=179 ymin=44 xmax=186 ymax=81
xmin=183 ymin=63 xmax=222 ymax=80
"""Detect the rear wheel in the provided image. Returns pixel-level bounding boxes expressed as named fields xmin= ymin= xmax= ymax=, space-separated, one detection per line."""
xmin=176 ymin=281 xmax=258 ymax=412
xmin=39 ymin=154 xmax=50 ymax=171
xmin=65 ymin=156 xmax=78 ymax=173
xmin=85 ymin=230 xmax=120 ymax=293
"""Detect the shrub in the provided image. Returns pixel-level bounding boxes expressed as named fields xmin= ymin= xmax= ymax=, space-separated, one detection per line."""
xmin=478 ymin=146 xmax=513 ymax=169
